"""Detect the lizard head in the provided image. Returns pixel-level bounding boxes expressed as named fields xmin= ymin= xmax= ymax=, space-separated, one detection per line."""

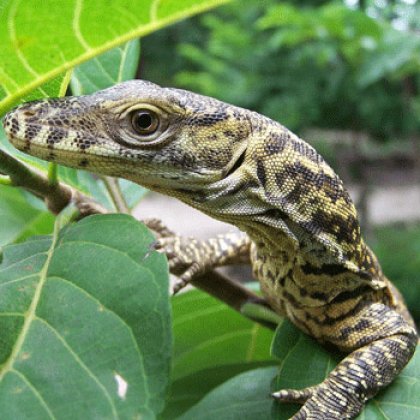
xmin=3 ymin=80 xmax=251 ymax=198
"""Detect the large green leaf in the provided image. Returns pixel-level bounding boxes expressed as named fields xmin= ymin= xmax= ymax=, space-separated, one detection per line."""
xmin=0 ymin=0 xmax=231 ymax=115
xmin=0 ymin=214 xmax=171 ymax=418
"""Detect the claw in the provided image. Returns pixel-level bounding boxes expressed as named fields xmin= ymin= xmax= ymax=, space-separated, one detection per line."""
xmin=173 ymin=278 xmax=189 ymax=294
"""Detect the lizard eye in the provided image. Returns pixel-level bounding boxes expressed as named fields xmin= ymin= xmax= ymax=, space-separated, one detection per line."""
xmin=131 ymin=110 xmax=159 ymax=135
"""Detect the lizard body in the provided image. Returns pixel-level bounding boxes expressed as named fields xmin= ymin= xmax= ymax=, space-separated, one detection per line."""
xmin=3 ymin=80 xmax=417 ymax=419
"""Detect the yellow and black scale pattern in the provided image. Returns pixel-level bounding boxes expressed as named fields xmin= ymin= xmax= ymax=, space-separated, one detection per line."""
xmin=4 ymin=80 xmax=418 ymax=419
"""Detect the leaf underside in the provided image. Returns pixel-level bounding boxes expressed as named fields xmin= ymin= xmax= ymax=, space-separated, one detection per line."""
xmin=0 ymin=0 xmax=231 ymax=115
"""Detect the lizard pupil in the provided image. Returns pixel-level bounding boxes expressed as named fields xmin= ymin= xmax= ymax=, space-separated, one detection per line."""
xmin=131 ymin=110 xmax=159 ymax=135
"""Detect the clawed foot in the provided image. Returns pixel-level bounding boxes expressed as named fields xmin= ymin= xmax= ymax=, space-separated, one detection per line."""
xmin=154 ymin=236 xmax=215 ymax=293
xmin=273 ymin=380 xmax=363 ymax=419
xmin=142 ymin=218 xmax=175 ymax=238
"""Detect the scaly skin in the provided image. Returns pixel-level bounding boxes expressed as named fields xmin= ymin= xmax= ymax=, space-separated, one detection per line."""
xmin=3 ymin=80 xmax=417 ymax=419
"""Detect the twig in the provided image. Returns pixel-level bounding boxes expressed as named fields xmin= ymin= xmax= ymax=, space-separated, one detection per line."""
xmin=191 ymin=271 xmax=274 ymax=328
xmin=0 ymin=148 xmax=106 ymax=215
xmin=101 ymin=176 xmax=130 ymax=213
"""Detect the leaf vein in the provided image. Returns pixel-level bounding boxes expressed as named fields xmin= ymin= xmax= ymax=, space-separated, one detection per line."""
xmin=10 ymin=368 xmax=56 ymax=419
xmin=35 ymin=316 xmax=119 ymax=419
xmin=47 ymin=274 xmax=151 ymax=404
xmin=73 ymin=0 xmax=92 ymax=51
xmin=7 ymin=0 xmax=42 ymax=79
xmin=0 ymin=220 xmax=59 ymax=381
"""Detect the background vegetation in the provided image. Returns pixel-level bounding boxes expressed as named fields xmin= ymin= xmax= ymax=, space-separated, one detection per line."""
xmin=0 ymin=0 xmax=419 ymax=419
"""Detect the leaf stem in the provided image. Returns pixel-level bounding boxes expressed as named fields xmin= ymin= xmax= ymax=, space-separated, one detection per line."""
xmin=101 ymin=176 xmax=130 ymax=214
xmin=47 ymin=162 xmax=58 ymax=185
xmin=241 ymin=302 xmax=283 ymax=326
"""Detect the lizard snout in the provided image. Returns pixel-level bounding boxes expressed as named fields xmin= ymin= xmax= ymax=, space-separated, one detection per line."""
xmin=3 ymin=102 xmax=49 ymax=151
xmin=3 ymin=107 xmax=24 ymax=145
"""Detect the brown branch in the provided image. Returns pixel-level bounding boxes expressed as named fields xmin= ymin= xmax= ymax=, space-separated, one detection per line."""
xmin=0 ymin=148 xmax=106 ymax=215
xmin=169 ymin=265 xmax=274 ymax=328
xmin=191 ymin=271 xmax=272 ymax=323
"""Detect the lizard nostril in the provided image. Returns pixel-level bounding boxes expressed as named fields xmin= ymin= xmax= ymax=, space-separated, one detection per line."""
xmin=22 ymin=109 xmax=36 ymax=117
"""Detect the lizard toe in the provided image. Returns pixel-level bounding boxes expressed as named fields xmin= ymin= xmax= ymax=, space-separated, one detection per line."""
xmin=272 ymin=386 xmax=314 ymax=404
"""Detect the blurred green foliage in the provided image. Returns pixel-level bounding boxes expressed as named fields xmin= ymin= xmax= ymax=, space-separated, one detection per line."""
xmin=372 ymin=224 xmax=420 ymax=323
xmin=142 ymin=0 xmax=420 ymax=140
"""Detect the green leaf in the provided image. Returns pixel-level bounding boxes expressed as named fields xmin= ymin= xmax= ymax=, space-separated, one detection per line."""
xmin=0 ymin=214 xmax=172 ymax=418
xmin=177 ymin=366 xmax=278 ymax=420
xmin=357 ymin=29 xmax=420 ymax=87
xmin=163 ymin=362 xmax=275 ymax=419
xmin=171 ymin=289 xmax=274 ymax=380
xmin=119 ymin=178 xmax=148 ymax=209
xmin=0 ymin=185 xmax=54 ymax=247
xmin=70 ymin=39 xmax=140 ymax=95
xmin=163 ymin=288 xmax=274 ymax=417
xmin=372 ymin=224 xmax=420 ymax=321
xmin=0 ymin=0 xmax=231 ymax=115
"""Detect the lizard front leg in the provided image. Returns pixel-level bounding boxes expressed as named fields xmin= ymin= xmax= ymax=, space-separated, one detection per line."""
xmin=273 ymin=302 xmax=418 ymax=419
xmin=155 ymin=232 xmax=251 ymax=293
